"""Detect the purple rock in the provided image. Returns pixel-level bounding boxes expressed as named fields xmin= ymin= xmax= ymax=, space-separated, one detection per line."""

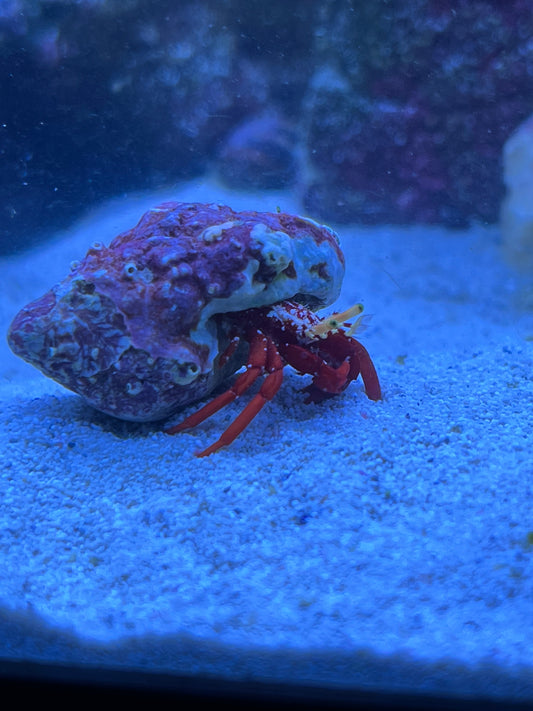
xmin=217 ymin=113 xmax=298 ymax=190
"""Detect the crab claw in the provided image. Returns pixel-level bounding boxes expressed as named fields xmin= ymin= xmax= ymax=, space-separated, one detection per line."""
xmin=283 ymin=334 xmax=381 ymax=404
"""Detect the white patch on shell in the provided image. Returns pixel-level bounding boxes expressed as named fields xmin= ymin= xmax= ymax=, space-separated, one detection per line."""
xmin=188 ymin=221 xmax=344 ymax=372
xmin=201 ymin=220 xmax=240 ymax=243
xmin=126 ymin=381 xmax=143 ymax=395
xmin=123 ymin=262 xmax=153 ymax=283
xmin=250 ymin=223 xmax=293 ymax=271
xmin=161 ymin=251 xmax=185 ymax=267
xmin=190 ymin=260 xmax=263 ymax=367
xmin=296 ymin=215 xmax=341 ymax=245
xmin=169 ymin=360 xmax=201 ymax=385
xmin=250 ymin=222 xmax=344 ymax=305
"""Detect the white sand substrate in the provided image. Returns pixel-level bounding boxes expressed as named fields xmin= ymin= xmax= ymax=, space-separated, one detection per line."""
xmin=0 ymin=180 xmax=532 ymax=701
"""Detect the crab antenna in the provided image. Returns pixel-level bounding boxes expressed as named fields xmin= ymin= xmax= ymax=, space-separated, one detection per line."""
xmin=310 ymin=303 xmax=364 ymax=338
xmin=331 ymin=303 xmax=364 ymax=323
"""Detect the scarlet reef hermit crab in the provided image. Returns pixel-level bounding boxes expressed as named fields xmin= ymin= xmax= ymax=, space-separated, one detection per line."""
xmin=8 ymin=202 xmax=381 ymax=457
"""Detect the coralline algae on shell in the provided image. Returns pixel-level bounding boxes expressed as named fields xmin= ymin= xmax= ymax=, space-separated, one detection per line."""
xmin=8 ymin=202 xmax=344 ymax=422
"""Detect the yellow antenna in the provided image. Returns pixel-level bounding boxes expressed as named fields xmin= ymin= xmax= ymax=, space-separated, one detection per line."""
xmin=309 ymin=303 xmax=364 ymax=339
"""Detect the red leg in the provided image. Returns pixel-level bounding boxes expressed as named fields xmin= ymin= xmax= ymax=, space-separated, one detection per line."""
xmin=166 ymin=333 xmax=285 ymax=457
xmin=282 ymin=335 xmax=381 ymax=403
xmin=166 ymin=331 xmax=268 ymax=435
xmin=306 ymin=358 xmax=350 ymax=394
xmin=194 ymin=339 xmax=284 ymax=457
xmin=351 ymin=340 xmax=381 ymax=401
xmin=282 ymin=343 xmax=351 ymax=402
xmin=217 ymin=334 xmax=240 ymax=368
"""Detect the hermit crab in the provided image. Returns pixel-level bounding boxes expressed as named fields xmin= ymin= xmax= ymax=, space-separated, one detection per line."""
xmin=7 ymin=202 xmax=381 ymax=456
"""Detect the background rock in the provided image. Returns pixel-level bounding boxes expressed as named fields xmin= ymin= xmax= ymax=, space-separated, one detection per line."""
xmin=2 ymin=0 xmax=533 ymax=252
xmin=216 ymin=113 xmax=298 ymax=190
xmin=500 ymin=114 xmax=533 ymax=272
